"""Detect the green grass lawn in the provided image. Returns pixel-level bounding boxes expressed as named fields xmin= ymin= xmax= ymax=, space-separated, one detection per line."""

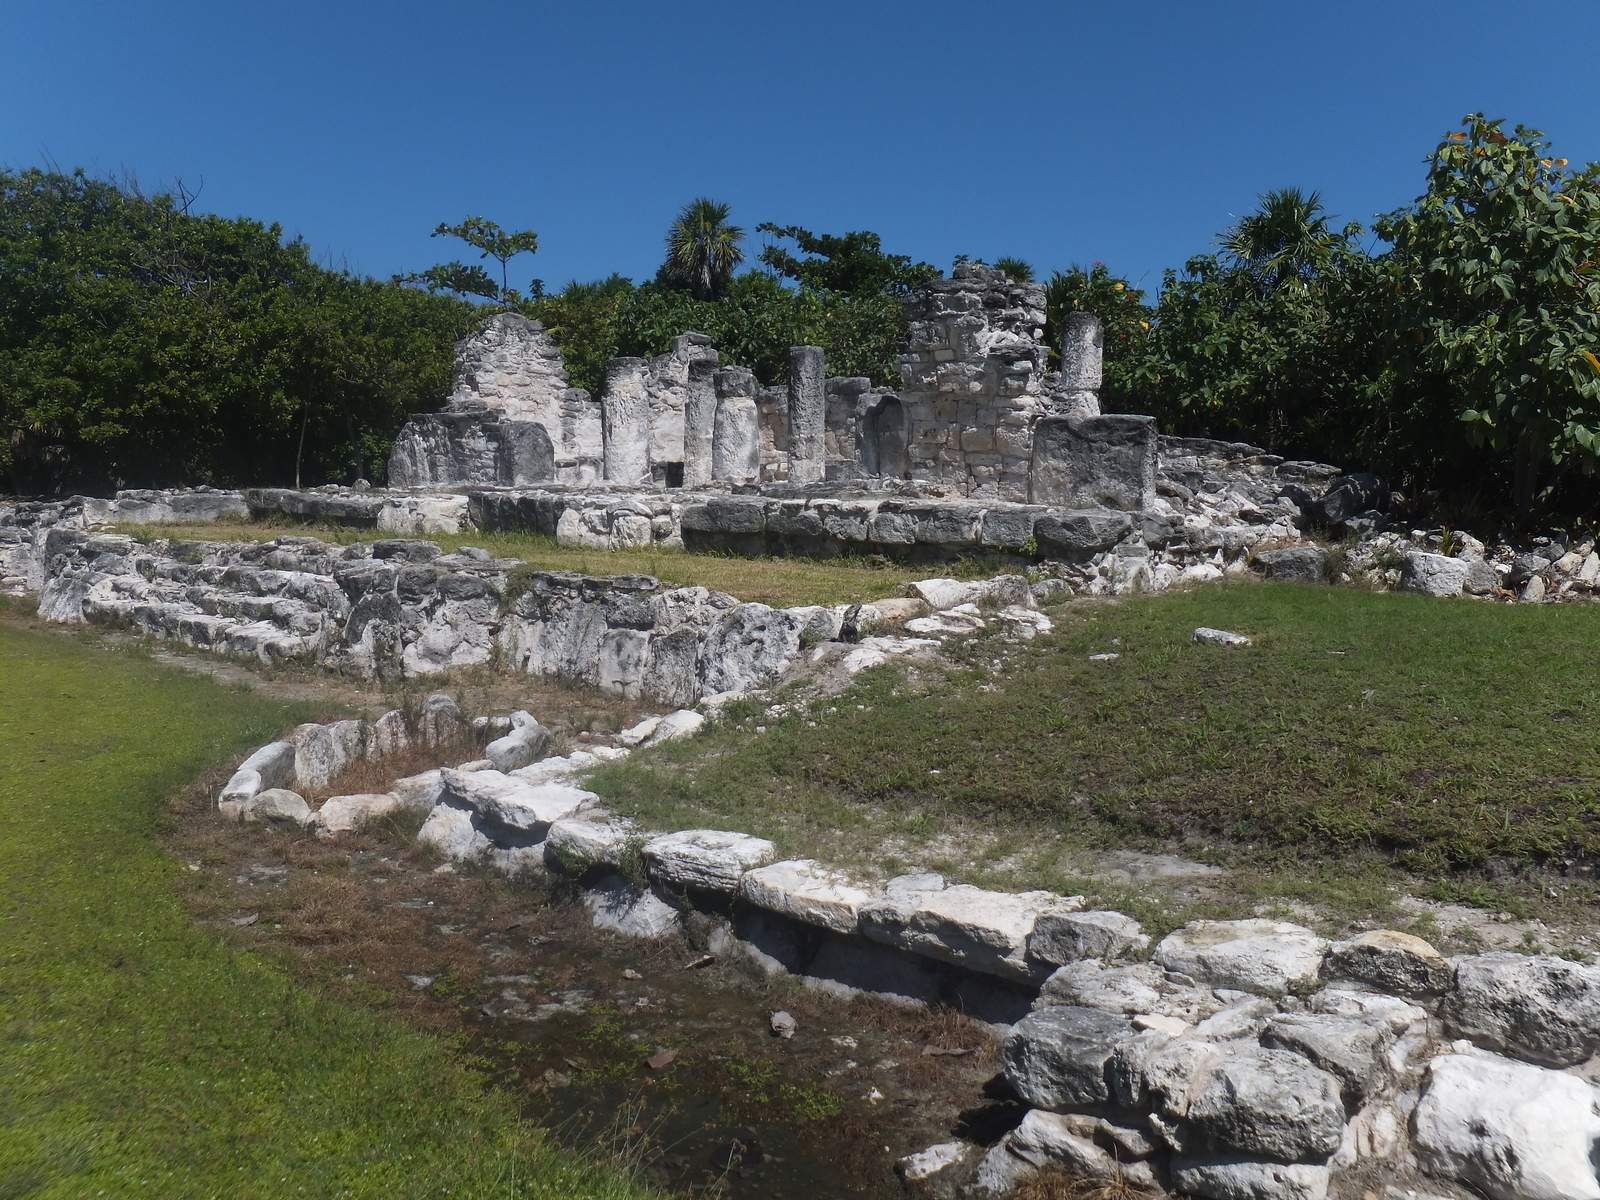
xmin=588 ymin=582 xmax=1600 ymax=924
xmin=0 ymin=620 xmax=654 ymax=1200
xmin=112 ymin=520 xmax=1007 ymax=609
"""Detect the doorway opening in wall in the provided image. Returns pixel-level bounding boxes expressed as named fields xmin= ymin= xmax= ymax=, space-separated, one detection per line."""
xmin=663 ymin=462 xmax=684 ymax=488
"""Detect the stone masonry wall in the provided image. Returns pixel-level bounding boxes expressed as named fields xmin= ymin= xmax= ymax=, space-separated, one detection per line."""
xmin=896 ymin=263 xmax=1052 ymax=501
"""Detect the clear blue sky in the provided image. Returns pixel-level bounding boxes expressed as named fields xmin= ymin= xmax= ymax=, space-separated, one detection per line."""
xmin=7 ymin=1 xmax=1600 ymax=298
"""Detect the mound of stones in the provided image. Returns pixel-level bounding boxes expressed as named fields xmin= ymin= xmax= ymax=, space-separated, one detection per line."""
xmin=224 ymin=702 xmax=1600 ymax=1200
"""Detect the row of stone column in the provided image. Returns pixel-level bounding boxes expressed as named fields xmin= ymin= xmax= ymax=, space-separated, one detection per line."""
xmin=601 ymin=344 xmax=829 ymax=487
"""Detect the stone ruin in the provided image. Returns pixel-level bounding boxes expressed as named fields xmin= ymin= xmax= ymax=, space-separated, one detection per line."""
xmin=387 ymin=264 xmax=1158 ymax=508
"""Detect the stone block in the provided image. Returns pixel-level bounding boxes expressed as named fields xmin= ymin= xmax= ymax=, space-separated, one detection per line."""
xmin=643 ymin=829 xmax=775 ymax=893
xmin=1413 ymin=1053 xmax=1600 ymax=1200
xmin=1323 ymin=929 xmax=1453 ymax=998
xmin=1399 ymin=551 xmax=1468 ymax=597
xmin=1154 ymin=919 xmax=1329 ymax=997
xmin=1030 ymin=414 xmax=1156 ymax=509
xmin=1255 ymin=545 xmax=1328 ymax=584
xmin=1002 ymin=1005 xmax=1135 ymax=1109
xmin=1033 ymin=507 xmax=1132 ymax=555
xmin=859 ymin=876 xmax=1081 ymax=982
xmin=1443 ymin=951 xmax=1600 ymax=1066
xmin=739 ymin=860 xmax=873 ymax=934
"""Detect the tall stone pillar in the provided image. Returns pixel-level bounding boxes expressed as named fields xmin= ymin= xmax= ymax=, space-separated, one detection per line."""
xmin=1058 ymin=312 xmax=1103 ymax=417
xmin=683 ymin=358 xmax=719 ymax=488
xmin=712 ymin=367 xmax=762 ymax=484
xmin=602 ymin=357 xmax=651 ymax=485
xmin=786 ymin=345 xmax=826 ymax=485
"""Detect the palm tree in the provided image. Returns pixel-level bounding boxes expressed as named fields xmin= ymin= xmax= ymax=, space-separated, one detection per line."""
xmin=1219 ymin=187 xmax=1341 ymax=292
xmin=993 ymin=257 xmax=1035 ymax=282
xmin=663 ymin=198 xmax=745 ymax=300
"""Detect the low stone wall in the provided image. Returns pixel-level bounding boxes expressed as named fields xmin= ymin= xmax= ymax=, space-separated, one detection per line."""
xmin=25 ymin=526 xmax=890 ymax=699
xmin=224 ymin=701 xmax=1600 ymax=1200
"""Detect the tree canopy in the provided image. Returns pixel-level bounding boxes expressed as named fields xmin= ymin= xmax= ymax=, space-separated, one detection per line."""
xmin=0 ymin=168 xmax=477 ymax=493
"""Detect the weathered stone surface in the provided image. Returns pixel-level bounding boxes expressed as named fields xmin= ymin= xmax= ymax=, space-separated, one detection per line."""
xmin=584 ymin=873 xmax=681 ymax=938
xmin=1413 ymin=1052 xmax=1600 ymax=1200
xmin=544 ymin=818 xmax=632 ymax=873
xmin=1185 ymin=1044 xmax=1346 ymax=1162
xmin=1170 ymin=1156 xmax=1330 ymax=1200
xmin=1261 ymin=1009 xmax=1413 ymax=1105
xmin=391 ymin=769 xmax=445 ymax=811
xmin=861 ymin=879 xmax=1081 ymax=982
xmin=314 ymin=792 xmax=402 ymax=833
xmin=1255 ymin=546 xmax=1328 ymax=584
xmin=440 ymin=769 xmax=595 ymax=839
xmin=417 ymin=803 xmax=490 ymax=859
xmin=220 ymin=740 xmax=297 ymax=806
xmin=1463 ymin=557 xmax=1500 ymax=595
xmin=1002 ymin=1005 xmax=1135 ymax=1110
xmin=242 ymin=787 xmax=312 ymax=825
xmin=787 ymin=345 xmax=827 ymax=486
xmin=911 ymin=578 xmax=981 ymax=609
xmin=1400 ymin=551 xmax=1469 ymax=598
xmin=895 ymin=1140 xmax=971 ymax=1185
xmin=1032 ymin=506 xmax=1133 ymax=555
xmin=643 ymin=829 xmax=775 ymax=893
xmin=366 ymin=709 xmax=411 ymax=758
xmin=601 ymin=358 xmax=651 ymax=485
xmin=645 ymin=709 xmax=705 ymax=744
xmin=1324 ymin=930 xmax=1453 ymax=998
xmin=739 ymin=860 xmax=873 ymax=934
xmin=485 ymin=715 xmax=551 ymax=773
xmin=1317 ymin=473 xmax=1388 ymax=524
xmin=1057 ymin=312 xmax=1103 ymax=415
xmin=1038 ymin=959 xmax=1163 ymax=1015
xmin=1192 ymin=627 xmax=1251 ymax=646
xmin=1443 ymin=951 xmax=1600 ymax=1066
xmin=293 ymin=720 xmax=365 ymax=790
xmin=1028 ymin=910 xmax=1148 ymax=965
xmin=712 ymin=367 xmax=762 ymax=484
xmin=1155 ymin=919 xmax=1329 ymax=997
xmin=1030 ymin=414 xmax=1157 ymax=509
xmin=998 ymin=1109 xmax=1159 ymax=1189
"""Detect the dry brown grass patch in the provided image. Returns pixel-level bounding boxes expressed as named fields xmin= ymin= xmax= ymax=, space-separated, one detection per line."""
xmin=1015 ymin=1166 xmax=1156 ymax=1200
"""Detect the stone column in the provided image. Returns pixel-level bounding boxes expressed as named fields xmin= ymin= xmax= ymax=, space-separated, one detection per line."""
xmin=712 ymin=367 xmax=762 ymax=484
xmin=683 ymin=358 xmax=719 ymax=488
xmin=1058 ymin=312 xmax=1103 ymax=417
xmin=601 ymin=357 xmax=651 ymax=485
xmin=786 ymin=345 xmax=826 ymax=485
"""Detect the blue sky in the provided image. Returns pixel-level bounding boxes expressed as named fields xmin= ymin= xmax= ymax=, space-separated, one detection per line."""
xmin=7 ymin=1 xmax=1600 ymax=297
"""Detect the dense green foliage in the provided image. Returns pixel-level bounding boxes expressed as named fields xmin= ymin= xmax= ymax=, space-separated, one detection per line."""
xmin=1066 ymin=122 xmax=1600 ymax=520
xmin=0 ymin=616 xmax=654 ymax=1198
xmin=0 ymin=168 xmax=479 ymax=493
xmin=526 ymin=221 xmax=936 ymax=394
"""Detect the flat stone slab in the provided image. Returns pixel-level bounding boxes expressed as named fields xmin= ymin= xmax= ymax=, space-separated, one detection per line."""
xmin=860 ymin=876 xmax=1083 ymax=982
xmin=643 ymin=829 xmax=775 ymax=893
xmin=739 ymin=859 xmax=875 ymax=934
xmin=1155 ymin=919 xmax=1329 ymax=997
xmin=440 ymin=768 xmax=596 ymax=838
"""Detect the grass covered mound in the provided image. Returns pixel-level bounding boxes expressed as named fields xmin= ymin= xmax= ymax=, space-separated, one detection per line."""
xmin=0 ymin=617 xmax=653 ymax=1199
xmin=592 ymin=583 xmax=1600 ymax=879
